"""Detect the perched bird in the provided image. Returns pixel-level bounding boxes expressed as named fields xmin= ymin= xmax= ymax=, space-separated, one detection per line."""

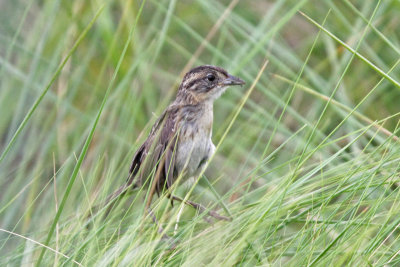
xmin=102 ymin=65 xmax=245 ymax=219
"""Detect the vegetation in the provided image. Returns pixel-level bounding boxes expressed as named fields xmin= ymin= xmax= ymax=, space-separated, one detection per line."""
xmin=1 ymin=0 xmax=399 ymax=265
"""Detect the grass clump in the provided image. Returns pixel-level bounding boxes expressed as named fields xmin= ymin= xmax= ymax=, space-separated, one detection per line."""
xmin=0 ymin=0 xmax=399 ymax=266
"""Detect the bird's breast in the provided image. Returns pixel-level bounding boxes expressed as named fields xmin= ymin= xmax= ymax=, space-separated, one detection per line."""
xmin=175 ymin=108 xmax=214 ymax=177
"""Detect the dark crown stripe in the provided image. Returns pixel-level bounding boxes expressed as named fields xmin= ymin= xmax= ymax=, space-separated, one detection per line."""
xmin=189 ymin=65 xmax=227 ymax=76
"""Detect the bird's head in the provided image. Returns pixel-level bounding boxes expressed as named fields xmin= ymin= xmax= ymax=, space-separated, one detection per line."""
xmin=176 ymin=65 xmax=245 ymax=104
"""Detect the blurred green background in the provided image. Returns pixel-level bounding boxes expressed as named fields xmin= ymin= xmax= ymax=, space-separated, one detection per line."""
xmin=1 ymin=0 xmax=400 ymax=266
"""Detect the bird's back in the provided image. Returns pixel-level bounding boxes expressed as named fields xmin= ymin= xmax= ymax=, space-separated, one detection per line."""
xmin=127 ymin=105 xmax=179 ymax=193
xmin=127 ymin=102 xmax=214 ymax=194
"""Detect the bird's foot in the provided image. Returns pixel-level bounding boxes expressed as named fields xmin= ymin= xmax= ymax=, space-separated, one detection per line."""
xmin=169 ymin=195 xmax=232 ymax=222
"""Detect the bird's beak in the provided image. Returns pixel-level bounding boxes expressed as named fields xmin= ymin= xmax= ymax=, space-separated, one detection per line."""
xmin=223 ymin=74 xmax=245 ymax=86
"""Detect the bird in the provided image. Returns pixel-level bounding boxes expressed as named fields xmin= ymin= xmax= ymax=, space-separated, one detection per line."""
xmin=100 ymin=65 xmax=245 ymax=220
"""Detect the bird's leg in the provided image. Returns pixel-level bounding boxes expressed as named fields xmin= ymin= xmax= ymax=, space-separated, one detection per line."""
xmin=146 ymin=207 xmax=177 ymax=249
xmin=146 ymin=208 xmax=170 ymax=239
xmin=169 ymin=195 xmax=231 ymax=221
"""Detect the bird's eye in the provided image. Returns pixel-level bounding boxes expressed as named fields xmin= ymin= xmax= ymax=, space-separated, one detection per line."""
xmin=206 ymin=74 xmax=215 ymax=82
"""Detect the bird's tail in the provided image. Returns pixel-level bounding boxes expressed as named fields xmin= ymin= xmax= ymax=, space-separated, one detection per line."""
xmin=86 ymin=183 xmax=134 ymax=224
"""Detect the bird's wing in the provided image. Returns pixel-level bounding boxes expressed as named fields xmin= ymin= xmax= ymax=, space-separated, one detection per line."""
xmin=127 ymin=106 xmax=179 ymax=194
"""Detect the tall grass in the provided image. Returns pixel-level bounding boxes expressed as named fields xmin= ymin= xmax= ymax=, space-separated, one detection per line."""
xmin=1 ymin=0 xmax=399 ymax=266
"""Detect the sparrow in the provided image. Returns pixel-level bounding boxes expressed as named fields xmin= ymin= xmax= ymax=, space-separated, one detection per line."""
xmin=102 ymin=65 xmax=245 ymax=219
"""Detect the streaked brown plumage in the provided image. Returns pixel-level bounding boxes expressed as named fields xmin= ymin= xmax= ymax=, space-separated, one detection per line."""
xmin=103 ymin=65 xmax=245 ymax=216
